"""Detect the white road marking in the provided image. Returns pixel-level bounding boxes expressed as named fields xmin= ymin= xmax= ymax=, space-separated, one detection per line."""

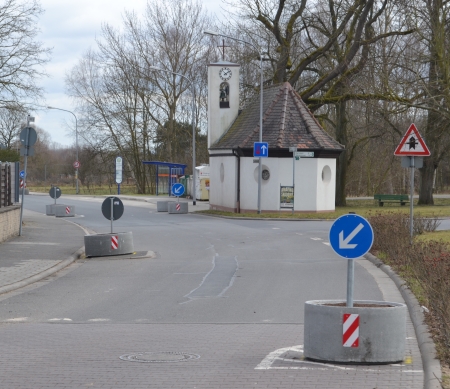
xmin=310 ymin=237 xmax=322 ymax=241
xmin=255 ymin=345 xmax=423 ymax=373
xmin=48 ymin=318 xmax=72 ymax=322
xmin=8 ymin=242 xmax=60 ymax=245
xmin=87 ymin=318 xmax=110 ymax=322
xmin=6 ymin=317 xmax=28 ymax=322
xmin=323 ymin=242 xmax=331 ymax=246
xmin=272 ymin=228 xmax=280 ymax=230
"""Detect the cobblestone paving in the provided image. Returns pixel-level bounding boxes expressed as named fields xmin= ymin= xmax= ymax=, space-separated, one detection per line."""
xmin=0 ymin=259 xmax=60 ymax=286
xmin=0 ymin=322 xmax=422 ymax=389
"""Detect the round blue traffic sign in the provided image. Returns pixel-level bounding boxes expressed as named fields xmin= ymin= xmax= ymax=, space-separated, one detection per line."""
xmin=19 ymin=170 xmax=25 ymax=178
xmin=329 ymin=214 xmax=374 ymax=259
xmin=171 ymin=183 xmax=185 ymax=197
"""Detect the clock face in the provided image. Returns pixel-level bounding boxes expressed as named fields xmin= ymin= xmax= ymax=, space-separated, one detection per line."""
xmin=219 ymin=67 xmax=232 ymax=81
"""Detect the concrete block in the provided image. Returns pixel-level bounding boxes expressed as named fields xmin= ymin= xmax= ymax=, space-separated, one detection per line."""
xmin=54 ymin=204 xmax=75 ymax=217
xmin=84 ymin=232 xmax=134 ymax=257
xmin=168 ymin=202 xmax=188 ymax=214
xmin=46 ymin=204 xmax=56 ymax=216
xmin=304 ymin=300 xmax=406 ymax=363
xmin=157 ymin=201 xmax=174 ymax=212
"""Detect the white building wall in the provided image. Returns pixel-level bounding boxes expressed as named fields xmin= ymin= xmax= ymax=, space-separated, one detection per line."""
xmin=315 ymin=158 xmax=336 ymax=211
xmin=238 ymin=157 xmax=336 ymax=212
xmin=209 ymin=155 xmax=238 ymax=211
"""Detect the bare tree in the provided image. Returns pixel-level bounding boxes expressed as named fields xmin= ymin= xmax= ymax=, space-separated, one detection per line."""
xmin=67 ymin=0 xmax=212 ymax=193
xmin=223 ymin=0 xmax=413 ymax=205
xmin=0 ymin=0 xmax=50 ymax=106
xmin=0 ymin=104 xmax=26 ymax=147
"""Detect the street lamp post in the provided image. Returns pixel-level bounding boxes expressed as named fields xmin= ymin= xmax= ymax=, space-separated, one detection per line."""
xmin=204 ymin=30 xmax=264 ymax=214
xmin=149 ymin=66 xmax=197 ymax=206
xmin=47 ymin=106 xmax=79 ymax=194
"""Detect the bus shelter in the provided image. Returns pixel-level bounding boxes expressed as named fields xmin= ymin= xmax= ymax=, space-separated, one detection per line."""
xmin=142 ymin=161 xmax=187 ymax=196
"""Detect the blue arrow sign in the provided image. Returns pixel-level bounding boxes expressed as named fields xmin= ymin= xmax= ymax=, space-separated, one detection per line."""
xmin=254 ymin=142 xmax=269 ymax=158
xmin=19 ymin=170 xmax=25 ymax=178
xmin=171 ymin=183 xmax=185 ymax=197
xmin=329 ymin=214 xmax=374 ymax=259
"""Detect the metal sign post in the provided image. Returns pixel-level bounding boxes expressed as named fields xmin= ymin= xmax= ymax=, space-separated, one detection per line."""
xmin=110 ymin=197 xmax=114 ymax=233
xmin=115 ymin=156 xmax=123 ymax=195
xmin=101 ymin=197 xmax=124 ymax=234
xmin=394 ymin=124 xmax=430 ymax=244
xmin=289 ymin=147 xmax=297 ymax=214
xmin=19 ymin=116 xmax=36 ymax=236
xmin=329 ymin=214 xmax=374 ymax=307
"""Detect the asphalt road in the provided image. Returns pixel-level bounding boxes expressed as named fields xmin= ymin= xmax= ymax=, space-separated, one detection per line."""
xmin=0 ymin=194 xmax=422 ymax=389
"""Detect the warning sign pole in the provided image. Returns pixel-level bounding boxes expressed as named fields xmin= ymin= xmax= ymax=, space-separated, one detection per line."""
xmin=409 ymin=157 xmax=414 ymax=244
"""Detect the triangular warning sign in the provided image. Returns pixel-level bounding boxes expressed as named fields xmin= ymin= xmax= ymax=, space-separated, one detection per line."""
xmin=394 ymin=124 xmax=431 ymax=156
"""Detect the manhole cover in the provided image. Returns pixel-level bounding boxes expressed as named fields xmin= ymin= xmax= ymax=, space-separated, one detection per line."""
xmin=119 ymin=352 xmax=200 ymax=363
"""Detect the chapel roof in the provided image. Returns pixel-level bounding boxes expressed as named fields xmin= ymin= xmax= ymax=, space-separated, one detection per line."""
xmin=211 ymin=82 xmax=344 ymax=152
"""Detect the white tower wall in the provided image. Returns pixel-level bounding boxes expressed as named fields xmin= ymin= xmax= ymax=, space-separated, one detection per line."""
xmin=207 ymin=62 xmax=240 ymax=148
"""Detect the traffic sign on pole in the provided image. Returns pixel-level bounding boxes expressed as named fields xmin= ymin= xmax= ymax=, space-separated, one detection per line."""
xmin=253 ymin=142 xmax=269 ymax=158
xmin=19 ymin=170 xmax=25 ymax=178
xmin=329 ymin=214 xmax=374 ymax=259
xmin=394 ymin=123 xmax=430 ymax=156
xmin=73 ymin=161 xmax=80 ymax=169
xmin=171 ymin=183 xmax=185 ymax=197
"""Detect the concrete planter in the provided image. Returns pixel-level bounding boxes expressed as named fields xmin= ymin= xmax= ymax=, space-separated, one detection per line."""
xmin=168 ymin=202 xmax=188 ymax=214
xmin=156 ymin=201 xmax=173 ymax=212
xmin=84 ymin=232 xmax=134 ymax=257
xmin=55 ymin=204 xmax=75 ymax=217
xmin=304 ymin=300 xmax=406 ymax=364
xmin=46 ymin=204 xmax=56 ymax=216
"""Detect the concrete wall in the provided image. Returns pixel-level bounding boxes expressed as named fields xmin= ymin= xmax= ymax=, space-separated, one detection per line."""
xmin=0 ymin=205 xmax=20 ymax=242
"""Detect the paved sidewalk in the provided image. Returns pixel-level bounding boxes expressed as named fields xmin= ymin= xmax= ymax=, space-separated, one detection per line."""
xmin=0 ymin=209 xmax=85 ymax=294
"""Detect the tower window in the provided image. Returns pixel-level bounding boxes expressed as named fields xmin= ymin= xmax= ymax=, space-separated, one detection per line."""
xmin=220 ymin=82 xmax=230 ymax=108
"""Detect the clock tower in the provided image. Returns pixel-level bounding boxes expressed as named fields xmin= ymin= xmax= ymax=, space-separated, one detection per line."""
xmin=207 ymin=61 xmax=240 ymax=148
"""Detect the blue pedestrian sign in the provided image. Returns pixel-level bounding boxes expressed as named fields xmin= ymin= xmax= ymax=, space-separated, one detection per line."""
xmin=171 ymin=183 xmax=185 ymax=197
xmin=329 ymin=214 xmax=374 ymax=259
xmin=19 ymin=170 xmax=25 ymax=178
xmin=254 ymin=142 xmax=269 ymax=158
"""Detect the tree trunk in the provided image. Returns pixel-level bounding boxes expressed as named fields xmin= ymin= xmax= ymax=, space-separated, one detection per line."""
xmin=418 ymin=157 xmax=435 ymax=205
xmin=335 ymin=99 xmax=348 ymax=206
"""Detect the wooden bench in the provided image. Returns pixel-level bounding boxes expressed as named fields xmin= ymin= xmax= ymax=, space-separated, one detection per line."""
xmin=374 ymin=194 xmax=409 ymax=206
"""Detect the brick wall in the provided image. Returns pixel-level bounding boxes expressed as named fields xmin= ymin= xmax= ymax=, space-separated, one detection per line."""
xmin=0 ymin=205 xmax=20 ymax=242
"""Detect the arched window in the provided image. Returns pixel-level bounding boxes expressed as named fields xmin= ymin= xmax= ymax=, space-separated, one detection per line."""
xmin=219 ymin=82 xmax=230 ymax=108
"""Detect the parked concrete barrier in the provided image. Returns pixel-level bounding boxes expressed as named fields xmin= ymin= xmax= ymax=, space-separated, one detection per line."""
xmin=168 ymin=202 xmax=188 ymax=214
xmin=304 ymin=300 xmax=406 ymax=363
xmin=84 ymin=232 xmax=134 ymax=257
xmin=54 ymin=204 xmax=75 ymax=217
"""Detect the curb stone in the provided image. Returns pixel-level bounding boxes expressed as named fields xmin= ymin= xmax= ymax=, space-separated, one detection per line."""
xmin=365 ymin=252 xmax=442 ymax=389
xmin=0 ymin=247 xmax=85 ymax=295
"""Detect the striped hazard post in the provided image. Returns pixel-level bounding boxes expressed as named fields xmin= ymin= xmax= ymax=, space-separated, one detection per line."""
xmin=343 ymin=313 xmax=359 ymax=347
xmin=111 ymin=235 xmax=119 ymax=250
xmin=176 ymin=203 xmax=181 ymax=211
xmin=65 ymin=206 xmax=71 ymax=215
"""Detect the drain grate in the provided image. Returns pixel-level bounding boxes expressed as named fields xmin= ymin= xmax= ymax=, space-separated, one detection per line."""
xmin=119 ymin=352 xmax=200 ymax=363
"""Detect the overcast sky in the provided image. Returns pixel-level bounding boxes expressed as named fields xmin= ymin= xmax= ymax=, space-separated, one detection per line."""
xmin=35 ymin=0 xmax=225 ymax=148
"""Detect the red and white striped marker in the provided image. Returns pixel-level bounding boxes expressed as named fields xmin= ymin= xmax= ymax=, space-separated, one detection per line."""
xmin=176 ymin=203 xmax=181 ymax=211
xmin=343 ymin=313 xmax=359 ymax=347
xmin=20 ymin=179 xmax=24 ymax=189
xmin=65 ymin=206 xmax=71 ymax=214
xmin=111 ymin=235 xmax=119 ymax=250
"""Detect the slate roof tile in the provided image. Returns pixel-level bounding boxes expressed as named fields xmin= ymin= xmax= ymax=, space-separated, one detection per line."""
xmin=211 ymin=82 xmax=344 ymax=151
